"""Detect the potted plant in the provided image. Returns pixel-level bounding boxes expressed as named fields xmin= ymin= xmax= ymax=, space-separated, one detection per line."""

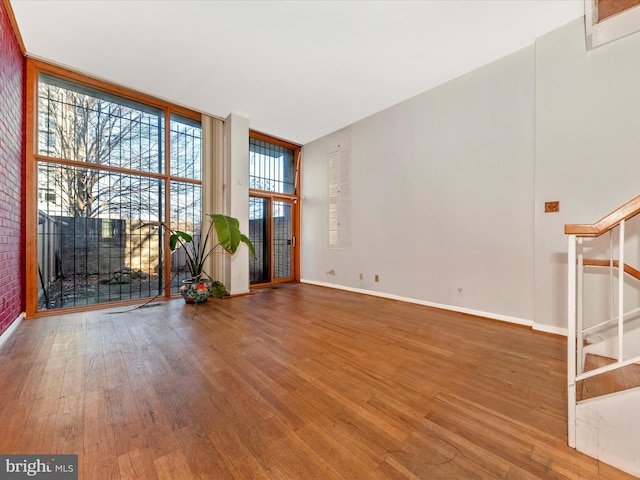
xmin=168 ymin=214 xmax=256 ymax=303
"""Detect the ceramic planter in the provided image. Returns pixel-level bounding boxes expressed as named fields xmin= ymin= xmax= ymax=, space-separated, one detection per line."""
xmin=179 ymin=278 xmax=211 ymax=303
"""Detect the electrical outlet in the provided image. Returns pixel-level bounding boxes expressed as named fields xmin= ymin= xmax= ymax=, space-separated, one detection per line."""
xmin=545 ymin=201 xmax=559 ymax=213
xmin=375 ymin=274 xmax=379 ymax=282
xmin=359 ymin=273 xmax=363 ymax=280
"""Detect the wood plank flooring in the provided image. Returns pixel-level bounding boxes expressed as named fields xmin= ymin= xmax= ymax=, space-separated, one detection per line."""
xmin=0 ymin=283 xmax=636 ymax=479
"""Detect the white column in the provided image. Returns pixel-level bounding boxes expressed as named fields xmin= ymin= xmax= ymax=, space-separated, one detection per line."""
xmin=223 ymin=113 xmax=250 ymax=295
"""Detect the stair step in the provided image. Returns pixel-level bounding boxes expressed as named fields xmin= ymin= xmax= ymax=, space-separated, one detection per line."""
xmin=577 ymin=354 xmax=640 ymax=401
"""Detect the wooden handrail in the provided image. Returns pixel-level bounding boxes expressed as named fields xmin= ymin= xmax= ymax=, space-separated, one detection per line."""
xmin=564 ymin=194 xmax=640 ymax=236
xmin=583 ymin=258 xmax=640 ymax=282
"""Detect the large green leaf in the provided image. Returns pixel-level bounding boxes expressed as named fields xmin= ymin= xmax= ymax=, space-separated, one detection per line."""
xmin=240 ymin=233 xmax=256 ymax=259
xmin=210 ymin=280 xmax=230 ymax=298
xmin=210 ymin=214 xmax=241 ymax=254
xmin=169 ymin=231 xmax=192 ymax=251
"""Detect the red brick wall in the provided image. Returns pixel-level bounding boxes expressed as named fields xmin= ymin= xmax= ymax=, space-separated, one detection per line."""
xmin=0 ymin=2 xmax=25 ymax=333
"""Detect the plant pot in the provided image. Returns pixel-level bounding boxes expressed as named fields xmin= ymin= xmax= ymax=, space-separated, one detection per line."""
xmin=179 ymin=278 xmax=212 ymax=304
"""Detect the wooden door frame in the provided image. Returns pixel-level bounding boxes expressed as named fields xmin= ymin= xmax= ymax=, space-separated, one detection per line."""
xmin=249 ymin=193 xmax=299 ymax=286
xmin=248 ymin=131 xmax=301 ymax=285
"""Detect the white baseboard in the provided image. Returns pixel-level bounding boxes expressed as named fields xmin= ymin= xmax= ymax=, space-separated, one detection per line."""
xmin=0 ymin=313 xmax=24 ymax=351
xmin=300 ymin=279 xmax=540 ymax=330
xmin=533 ymin=323 xmax=567 ymax=337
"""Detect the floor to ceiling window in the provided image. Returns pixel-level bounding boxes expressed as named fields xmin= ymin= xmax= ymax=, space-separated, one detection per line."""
xmin=248 ymin=132 xmax=301 ymax=285
xmin=27 ymin=61 xmax=202 ymax=315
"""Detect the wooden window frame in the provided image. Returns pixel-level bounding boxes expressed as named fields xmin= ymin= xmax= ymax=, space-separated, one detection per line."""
xmin=249 ymin=131 xmax=301 ymax=283
xmin=25 ymin=59 xmax=202 ymax=317
xmin=585 ymin=0 xmax=640 ymax=50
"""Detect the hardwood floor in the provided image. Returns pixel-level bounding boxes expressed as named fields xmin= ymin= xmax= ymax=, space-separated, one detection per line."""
xmin=0 ymin=283 xmax=636 ymax=479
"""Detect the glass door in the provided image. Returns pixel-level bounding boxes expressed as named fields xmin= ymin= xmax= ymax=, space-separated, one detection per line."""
xmin=249 ymin=195 xmax=296 ymax=285
xmin=249 ymin=196 xmax=269 ymax=283
xmin=272 ymin=200 xmax=294 ymax=282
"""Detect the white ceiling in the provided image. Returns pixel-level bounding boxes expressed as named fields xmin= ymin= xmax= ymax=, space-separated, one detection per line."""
xmin=10 ymin=0 xmax=584 ymax=145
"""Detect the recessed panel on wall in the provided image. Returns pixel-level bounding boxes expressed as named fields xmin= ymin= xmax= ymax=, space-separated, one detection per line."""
xmin=328 ymin=129 xmax=351 ymax=249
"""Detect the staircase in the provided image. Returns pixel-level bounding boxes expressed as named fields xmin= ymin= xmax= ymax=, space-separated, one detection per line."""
xmin=578 ymin=353 xmax=640 ymax=401
xmin=566 ymin=195 xmax=640 ymax=478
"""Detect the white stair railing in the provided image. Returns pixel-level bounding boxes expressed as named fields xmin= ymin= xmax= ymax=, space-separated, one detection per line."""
xmin=566 ymin=195 xmax=640 ymax=448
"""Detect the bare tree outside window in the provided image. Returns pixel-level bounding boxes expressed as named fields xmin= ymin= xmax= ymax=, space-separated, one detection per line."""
xmin=38 ymin=75 xmax=164 ymax=219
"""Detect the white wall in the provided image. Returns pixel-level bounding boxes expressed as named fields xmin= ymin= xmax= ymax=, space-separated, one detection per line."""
xmin=302 ymin=46 xmax=536 ymax=324
xmin=535 ymin=19 xmax=640 ymax=331
xmin=302 ymin=18 xmax=640 ymax=332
